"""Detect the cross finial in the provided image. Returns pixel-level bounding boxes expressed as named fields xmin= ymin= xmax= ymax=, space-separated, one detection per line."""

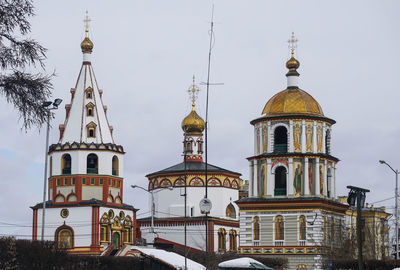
xmin=188 ymin=75 xmax=200 ymax=110
xmin=84 ymin=11 xmax=91 ymax=38
xmin=288 ymin=32 xmax=298 ymax=57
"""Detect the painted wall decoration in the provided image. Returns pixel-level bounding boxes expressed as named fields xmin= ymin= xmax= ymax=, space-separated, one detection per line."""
xmin=208 ymin=178 xmax=221 ymax=186
xmin=253 ymin=216 xmax=260 ymax=241
xmin=306 ymin=124 xmax=313 ymax=152
xmin=262 ymin=126 xmax=268 ymax=153
xmin=258 ymin=163 xmax=266 ymax=197
xmin=293 ymin=123 xmax=301 ymax=152
xmin=275 ymin=215 xmax=284 ymax=240
xmin=317 ymin=126 xmax=323 ymax=152
xmin=189 ymin=177 xmax=204 ymax=186
xmin=293 ymin=162 xmax=303 ymax=196
xmin=299 ymin=215 xmax=306 ymax=240
xmin=319 ymin=164 xmax=324 ymax=195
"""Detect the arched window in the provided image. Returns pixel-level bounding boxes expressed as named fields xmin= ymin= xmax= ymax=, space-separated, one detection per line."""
xmin=253 ymin=216 xmax=260 ymax=241
xmin=299 ymin=215 xmax=306 ymax=241
xmin=197 ymin=139 xmax=203 ymax=154
xmin=184 ymin=139 xmax=193 ymax=153
xmin=56 ymin=226 xmax=73 ymax=249
xmin=229 ymin=230 xmax=237 ymax=251
xmin=226 ymin=203 xmax=236 ymax=219
xmin=87 ymin=122 xmax=96 ymax=138
xmin=274 ymin=166 xmax=287 ymax=196
xmin=86 ymin=102 xmax=94 ymax=116
xmin=87 ymin=153 xmax=98 ymax=174
xmin=275 ymin=215 xmax=284 ymax=241
xmin=218 ymin=228 xmax=226 ymax=252
xmin=86 ymin=87 xmax=93 ymax=99
xmin=274 ymin=126 xmax=288 ymax=153
xmin=112 ymin=156 xmax=119 ymax=176
xmin=61 ymin=154 xmax=71 ymax=175
xmin=325 ymin=129 xmax=331 ymax=154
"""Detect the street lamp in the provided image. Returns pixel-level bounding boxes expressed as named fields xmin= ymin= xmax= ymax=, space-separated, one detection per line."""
xmin=41 ymin=98 xmax=62 ymax=241
xmin=347 ymin=185 xmax=370 ymax=270
xmin=379 ymin=159 xmax=399 ymax=259
xmin=131 ymin=184 xmax=173 ymax=243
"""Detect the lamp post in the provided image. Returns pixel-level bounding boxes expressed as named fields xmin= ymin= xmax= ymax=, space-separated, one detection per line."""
xmin=41 ymin=98 xmax=62 ymax=241
xmin=379 ymin=160 xmax=399 ymax=259
xmin=347 ymin=185 xmax=370 ymax=270
xmin=131 ymin=184 xmax=173 ymax=243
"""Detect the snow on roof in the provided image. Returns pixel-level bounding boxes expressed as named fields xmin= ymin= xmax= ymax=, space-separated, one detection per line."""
xmin=130 ymin=246 xmax=206 ymax=270
xmin=218 ymin=257 xmax=273 ymax=269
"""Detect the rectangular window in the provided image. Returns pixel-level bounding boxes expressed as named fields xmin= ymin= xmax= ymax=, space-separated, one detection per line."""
xmin=72 ymin=178 xmax=76 ymax=185
xmin=91 ymin=178 xmax=95 ymax=185
xmin=118 ymin=181 xmax=120 ymax=187
xmin=82 ymin=178 xmax=86 ymax=185
xmin=64 ymin=178 xmax=68 ymax=185
xmin=113 ymin=180 xmax=116 ymax=187
xmin=100 ymin=178 xmax=103 ymax=184
xmin=57 ymin=179 xmax=60 ymax=186
xmin=109 ymin=179 xmax=111 ymax=186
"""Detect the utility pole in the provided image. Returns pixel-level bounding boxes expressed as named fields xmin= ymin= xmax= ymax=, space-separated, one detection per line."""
xmin=347 ymin=185 xmax=370 ymax=270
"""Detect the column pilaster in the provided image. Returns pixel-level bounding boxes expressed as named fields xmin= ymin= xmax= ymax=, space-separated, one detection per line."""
xmin=304 ymin=157 xmax=310 ymax=195
xmin=315 ymin=158 xmax=320 ymax=196
xmin=267 ymin=159 xmax=273 ymax=197
xmin=288 ymin=158 xmax=294 ymax=196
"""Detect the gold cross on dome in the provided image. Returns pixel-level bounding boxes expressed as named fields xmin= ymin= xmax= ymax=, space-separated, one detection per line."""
xmin=188 ymin=75 xmax=200 ymax=108
xmin=83 ymin=11 xmax=91 ymax=36
xmin=288 ymin=32 xmax=298 ymax=56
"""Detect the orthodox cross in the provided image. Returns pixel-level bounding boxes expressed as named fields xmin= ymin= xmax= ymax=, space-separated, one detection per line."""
xmin=288 ymin=32 xmax=298 ymax=56
xmin=188 ymin=75 xmax=200 ymax=108
xmin=84 ymin=11 xmax=91 ymax=36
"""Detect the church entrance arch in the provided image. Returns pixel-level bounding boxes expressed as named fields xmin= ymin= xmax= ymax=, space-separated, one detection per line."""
xmin=112 ymin=232 xmax=121 ymax=249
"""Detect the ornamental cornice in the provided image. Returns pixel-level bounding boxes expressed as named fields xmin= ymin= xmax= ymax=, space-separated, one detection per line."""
xmin=247 ymin=152 xmax=339 ymax=163
xmin=250 ymin=114 xmax=336 ymax=126
xmin=48 ymin=142 xmax=124 ymax=154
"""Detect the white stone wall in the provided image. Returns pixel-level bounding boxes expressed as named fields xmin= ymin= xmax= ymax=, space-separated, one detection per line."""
xmin=154 ymin=187 xmax=239 ymax=219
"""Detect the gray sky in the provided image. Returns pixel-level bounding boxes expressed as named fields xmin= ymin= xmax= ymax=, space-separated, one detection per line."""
xmin=1 ymin=0 xmax=399 ymax=238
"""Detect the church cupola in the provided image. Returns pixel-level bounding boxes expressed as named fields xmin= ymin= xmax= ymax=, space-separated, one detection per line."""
xmin=81 ymin=12 xmax=93 ymax=62
xmin=248 ymin=33 xmax=338 ymax=199
xmin=181 ymin=76 xmax=204 ymax=162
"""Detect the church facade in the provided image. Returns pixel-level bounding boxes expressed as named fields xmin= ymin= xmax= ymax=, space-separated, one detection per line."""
xmin=138 ymin=79 xmax=241 ymax=253
xmin=31 ymin=20 xmax=137 ymax=255
xmin=236 ymin=36 xmax=348 ymax=269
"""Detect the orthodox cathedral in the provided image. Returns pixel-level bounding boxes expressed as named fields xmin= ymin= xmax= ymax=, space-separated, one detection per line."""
xmin=31 ymin=18 xmax=136 ymax=254
xmin=29 ymin=15 xmax=389 ymax=269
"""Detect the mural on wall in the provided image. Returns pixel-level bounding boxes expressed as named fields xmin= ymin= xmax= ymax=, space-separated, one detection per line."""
xmin=299 ymin=215 xmax=306 ymax=240
xmin=258 ymin=162 xmax=266 ymax=197
xmin=319 ymin=164 xmax=324 ymax=195
xmin=293 ymin=122 xmax=301 ymax=152
xmin=317 ymin=125 xmax=323 ymax=152
xmin=275 ymin=215 xmax=284 ymax=240
xmin=293 ymin=161 xmax=303 ymax=196
xmin=262 ymin=125 xmax=268 ymax=153
xmin=306 ymin=124 xmax=313 ymax=152
xmin=308 ymin=159 xmax=313 ymax=195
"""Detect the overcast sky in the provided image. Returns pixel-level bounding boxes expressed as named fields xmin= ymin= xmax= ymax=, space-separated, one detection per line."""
xmin=1 ymin=0 xmax=399 ymax=238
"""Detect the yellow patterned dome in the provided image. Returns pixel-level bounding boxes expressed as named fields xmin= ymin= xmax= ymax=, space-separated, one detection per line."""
xmin=181 ymin=105 xmax=205 ymax=133
xmin=262 ymin=88 xmax=324 ymax=116
xmin=81 ymin=36 xmax=93 ymax=54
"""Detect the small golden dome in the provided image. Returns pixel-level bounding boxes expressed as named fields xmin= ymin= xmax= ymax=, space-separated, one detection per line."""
xmin=81 ymin=36 xmax=93 ymax=54
xmin=181 ymin=105 xmax=205 ymax=133
xmin=286 ymin=56 xmax=300 ymax=70
xmin=262 ymin=88 xmax=324 ymax=116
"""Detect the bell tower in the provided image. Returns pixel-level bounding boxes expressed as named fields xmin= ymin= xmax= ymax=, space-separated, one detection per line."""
xmin=31 ymin=13 xmax=137 ymax=254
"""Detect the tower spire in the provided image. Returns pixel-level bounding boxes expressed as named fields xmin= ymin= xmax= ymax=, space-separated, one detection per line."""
xmin=286 ymin=32 xmax=300 ymax=87
xmin=80 ymin=11 xmax=93 ymax=55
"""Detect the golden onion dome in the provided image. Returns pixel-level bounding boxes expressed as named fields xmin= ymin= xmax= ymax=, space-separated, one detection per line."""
xmin=80 ymin=24 xmax=93 ymax=54
xmin=181 ymin=105 xmax=205 ymax=133
xmin=262 ymin=88 xmax=324 ymax=116
xmin=286 ymin=56 xmax=300 ymax=70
